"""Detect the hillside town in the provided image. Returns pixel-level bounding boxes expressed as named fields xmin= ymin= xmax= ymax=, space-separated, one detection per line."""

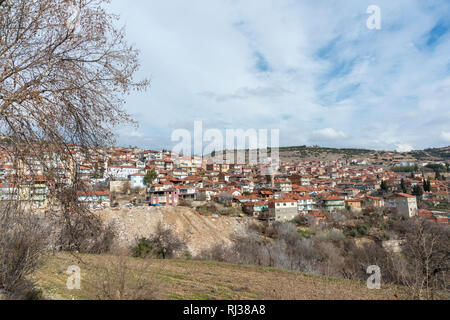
xmin=1 ymin=144 xmax=448 ymax=226
xmin=2 ymin=0 xmax=450 ymax=304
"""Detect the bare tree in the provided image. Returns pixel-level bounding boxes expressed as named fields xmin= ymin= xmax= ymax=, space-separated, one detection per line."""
xmin=0 ymin=0 xmax=148 ymax=248
xmin=0 ymin=0 xmax=147 ymax=195
xmin=146 ymin=222 xmax=187 ymax=259
xmin=392 ymin=218 xmax=449 ymax=300
xmin=0 ymin=0 xmax=147 ymax=151
xmin=0 ymin=1 xmax=148 ymax=297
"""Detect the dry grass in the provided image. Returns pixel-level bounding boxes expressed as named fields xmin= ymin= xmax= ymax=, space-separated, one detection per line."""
xmin=27 ymin=252 xmax=418 ymax=300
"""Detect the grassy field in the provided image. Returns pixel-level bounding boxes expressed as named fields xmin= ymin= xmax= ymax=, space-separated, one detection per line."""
xmin=28 ymin=253 xmax=413 ymax=300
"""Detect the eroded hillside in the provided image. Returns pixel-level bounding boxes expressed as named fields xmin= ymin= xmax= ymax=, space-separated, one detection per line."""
xmin=98 ymin=206 xmax=248 ymax=255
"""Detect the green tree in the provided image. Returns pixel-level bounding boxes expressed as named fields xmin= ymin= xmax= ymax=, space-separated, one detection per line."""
xmin=401 ymin=179 xmax=407 ymax=193
xmin=412 ymin=185 xmax=423 ymax=198
xmin=144 ymin=169 xmax=157 ymax=186
xmin=423 ymin=178 xmax=431 ymax=192
xmin=380 ymin=180 xmax=389 ymax=192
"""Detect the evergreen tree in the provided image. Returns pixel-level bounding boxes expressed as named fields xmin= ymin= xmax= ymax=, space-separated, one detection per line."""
xmin=144 ymin=169 xmax=157 ymax=186
xmin=380 ymin=180 xmax=388 ymax=192
xmin=401 ymin=179 xmax=407 ymax=193
xmin=412 ymin=185 xmax=423 ymax=198
xmin=423 ymin=178 xmax=431 ymax=192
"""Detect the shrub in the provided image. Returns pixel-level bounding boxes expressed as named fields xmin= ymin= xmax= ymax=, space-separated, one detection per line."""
xmin=356 ymin=224 xmax=368 ymax=236
xmin=133 ymin=222 xmax=186 ymax=259
xmin=131 ymin=238 xmax=153 ymax=258
xmin=348 ymin=229 xmax=357 ymax=238
xmin=87 ymin=254 xmax=158 ymax=300
xmin=196 ymin=243 xmax=233 ymax=262
xmin=54 ymin=210 xmax=116 ymax=254
xmin=197 ymin=203 xmax=218 ymax=215
xmin=219 ymin=207 xmax=242 ymax=217
xmin=293 ymin=215 xmax=308 ymax=226
xmin=178 ymin=199 xmax=193 ymax=207
xmin=24 ymin=288 xmax=44 ymax=300
xmin=184 ymin=250 xmax=192 ymax=260
xmin=0 ymin=206 xmax=50 ymax=294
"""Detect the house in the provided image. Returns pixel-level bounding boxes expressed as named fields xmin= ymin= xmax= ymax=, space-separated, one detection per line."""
xmin=130 ymin=173 xmax=146 ymax=189
xmin=147 ymin=188 xmax=179 ymax=206
xmin=268 ymin=199 xmax=298 ymax=222
xmin=274 ymin=179 xmax=292 ymax=192
xmin=243 ymin=201 xmax=269 ymax=218
xmin=234 ymin=194 xmax=261 ymax=204
xmin=322 ymin=196 xmax=346 ymax=212
xmin=364 ymin=196 xmax=385 ymax=209
xmin=0 ymin=183 xmax=17 ymax=201
xmin=77 ymin=165 xmax=93 ymax=180
xmin=176 ymin=186 xmax=196 ymax=201
xmin=289 ymin=175 xmax=311 ymax=186
xmin=105 ymin=165 xmax=141 ymax=180
xmin=386 ymin=193 xmax=418 ymax=218
xmin=345 ymin=199 xmax=363 ymax=212
xmin=419 ymin=210 xmax=449 ymax=225
xmin=197 ymin=188 xmax=216 ymax=201
xmin=306 ymin=210 xmax=327 ymax=225
xmin=77 ymin=191 xmax=111 ymax=205
xmin=294 ymin=196 xmax=316 ymax=213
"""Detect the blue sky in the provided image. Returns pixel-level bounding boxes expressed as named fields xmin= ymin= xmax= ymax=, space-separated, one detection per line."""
xmin=108 ymin=0 xmax=450 ymax=152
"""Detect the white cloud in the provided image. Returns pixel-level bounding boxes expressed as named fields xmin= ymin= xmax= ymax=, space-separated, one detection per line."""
xmin=312 ymin=128 xmax=347 ymax=140
xmin=395 ymin=144 xmax=413 ymax=152
xmin=107 ymin=0 xmax=450 ymax=150
xmin=441 ymin=131 xmax=450 ymax=142
xmin=117 ymin=128 xmax=145 ymax=139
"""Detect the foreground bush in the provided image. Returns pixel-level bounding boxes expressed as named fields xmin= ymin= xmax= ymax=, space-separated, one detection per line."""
xmin=0 ymin=205 xmax=50 ymax=295
xmin=131 ymin=222 xmax=187 ymax=259
xmin=86 ymin=254 xmax=158 ymax=300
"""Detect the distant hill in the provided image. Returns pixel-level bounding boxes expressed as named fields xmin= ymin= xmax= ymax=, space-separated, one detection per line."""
xmin=275 ymin=145 xmax=450 ymax=162
xmin=407 ymin=146 xmax=450 ymax=161
xmin=277 ymin=146 xmax=374 ymax=162
xmin=211 ymin=146 xmax=450 ymax=163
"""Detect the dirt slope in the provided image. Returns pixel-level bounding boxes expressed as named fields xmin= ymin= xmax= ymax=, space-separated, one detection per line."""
xmin=98 ymin=206 xmax=247 ymax=255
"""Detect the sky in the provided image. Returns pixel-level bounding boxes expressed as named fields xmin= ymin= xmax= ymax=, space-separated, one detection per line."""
xmin=107 ymin=0 xmax=450 ymax=152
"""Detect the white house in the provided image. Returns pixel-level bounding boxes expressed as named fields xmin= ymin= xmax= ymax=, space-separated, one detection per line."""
xmin=295 ymin=196 xmax=316 ymax=213
xmin=386 ymin=193 xmax=418 ymax=218
xmin=269 ymin=199 xmax=298 ymax=222
xmin=130 ymin=173 xmax=146 ymax=189
xmin=105 ymin=165 xmax=142 ymax=180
